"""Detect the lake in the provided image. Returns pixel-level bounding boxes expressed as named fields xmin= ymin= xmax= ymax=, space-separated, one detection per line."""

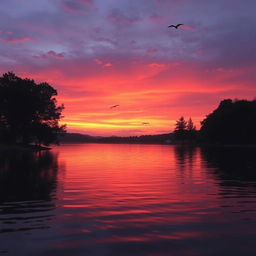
xmin=1 ymin=144 xmax=256 ymax=256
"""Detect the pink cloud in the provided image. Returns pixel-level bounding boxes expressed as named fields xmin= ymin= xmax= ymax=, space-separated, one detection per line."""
xmin=0 ymin=31 xmax=32 ymax=43
xmin=148 ymin=15 xmax=166 ymax=23
xmin=5 ymin=37 xmax=32 ymax=43
xmin=145 ymin=48 xmax=158 ymax=56
xmin=94 ymin=59 xmax=103 ymax=65
xmin=182 ymin=25 xmax=196 ymax=31
xmin=94 ymin=59 xmax=112 ymax=67
xmin=104 ymin=63 xmax=112 ymax=67
xmin=79 ymin=0 xmax=93 ymax=6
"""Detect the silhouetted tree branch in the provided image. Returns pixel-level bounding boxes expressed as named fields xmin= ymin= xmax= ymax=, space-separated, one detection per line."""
xmin=0 ymin=72 xmax=66 ymax=146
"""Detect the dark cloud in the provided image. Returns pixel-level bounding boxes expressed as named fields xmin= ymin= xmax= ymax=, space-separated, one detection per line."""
xmin=46 ymin=51 xmax=65 ymax=59
xmin=34 ymin=51 xmax=65 ymax=60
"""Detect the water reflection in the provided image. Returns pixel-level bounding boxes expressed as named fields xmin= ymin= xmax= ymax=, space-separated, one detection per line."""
xmin=201 ymin=146 xmax=256 ymax=188
xmin=0 ymin=149 xmax=59 ymax=234
xmin=174 ymin=145 xmax=199 ymax=173
xmin=1 ymin=144 xmax=256 ymax=256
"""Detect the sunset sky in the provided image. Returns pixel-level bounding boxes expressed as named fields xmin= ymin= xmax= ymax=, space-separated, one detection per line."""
xmin=1 ymin=0 xmax=256 ymax=136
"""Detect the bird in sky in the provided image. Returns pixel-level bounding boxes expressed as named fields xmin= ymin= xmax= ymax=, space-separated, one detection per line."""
xmin=110 ymin=104 xmax=120 ymax=109
xmin=142 ymin=122 xmax=150 ymax=125
xmin=168 ymin=24 xmax=184 ymax=29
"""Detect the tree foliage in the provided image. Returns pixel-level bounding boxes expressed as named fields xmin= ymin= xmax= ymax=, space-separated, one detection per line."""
xmin=0 ymin=72 xmax=66 ymax=145
xmin=187 ymin=118 xmax=196 ymax=132
xmin=175 ymin=116 xmax=187 ymax=132
xmin=200 ymin=99 xmax=256 ymax=144
xmin=174 ymin=116 xmax=197 ymax=141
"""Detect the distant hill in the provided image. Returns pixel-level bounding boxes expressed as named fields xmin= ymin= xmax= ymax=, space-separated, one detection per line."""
xmin=60 ymin=133 xmax=174 ymax=144
xmin=59 ymin=133 xmax=98 ymax=143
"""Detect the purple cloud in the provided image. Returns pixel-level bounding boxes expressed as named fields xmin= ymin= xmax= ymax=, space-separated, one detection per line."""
xmin=33 ymin=51 xmax=65 ymax=60
xmin=107 ymin=9 xmax=143 ymax=24
xmin=0 ymin=30 xmax=32 ymax=43
xmin=47 ymin=51 xmax=65 ymax=59
xmin=61 ymin=0 xmax=93 ymax=13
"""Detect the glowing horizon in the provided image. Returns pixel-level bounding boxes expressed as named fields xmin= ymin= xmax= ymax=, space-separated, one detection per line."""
xmin=1 ymin=0 xmax=255 ymax=136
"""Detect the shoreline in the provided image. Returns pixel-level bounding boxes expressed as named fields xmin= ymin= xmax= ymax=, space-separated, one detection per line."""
xmin=0 ymin=144 xmax=51 ymax=151
xmin=1 ymin=142 xmax=256 ymax=150
xmin=58 ymin=141 xmax=256 ymax=148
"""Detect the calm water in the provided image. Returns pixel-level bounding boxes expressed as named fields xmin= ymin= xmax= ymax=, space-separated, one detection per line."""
xmin=1 ymin=144 xmax=256 ymax=256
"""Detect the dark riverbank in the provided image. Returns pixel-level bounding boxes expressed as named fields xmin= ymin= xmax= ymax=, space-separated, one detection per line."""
xmin=0 ymin=144 xmax=51 ymax=151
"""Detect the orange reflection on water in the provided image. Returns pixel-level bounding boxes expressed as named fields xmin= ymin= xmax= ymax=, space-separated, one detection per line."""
xmin=53 ymin=144 xmax=220 ymax=246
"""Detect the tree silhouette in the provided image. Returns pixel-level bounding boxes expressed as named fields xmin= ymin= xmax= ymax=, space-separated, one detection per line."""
xmin=175 ymin=116 xmax=187 ymax=131
xmin=174 ymin=117 xmax=198 ymax=142
xmin=200 ymin=99 xmax=256 ymax=144
xmin=174 ymin=116 xmax=187 ymax=140
xmin=0 ymin=72 xmax=66 ymax=145
xmin=187 ymin=117 xmax=197 ymax=140
xmin=187 ymin=117 xmax=196 ymax=132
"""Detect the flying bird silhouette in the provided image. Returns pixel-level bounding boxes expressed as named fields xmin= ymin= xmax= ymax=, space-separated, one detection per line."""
xmin=142 ymin=122 xmax=150 ymax=125
xmin=168 ymin=24 xmax=184 ymax=29
xmin=110 ymin=104 xmax=120 ymax=109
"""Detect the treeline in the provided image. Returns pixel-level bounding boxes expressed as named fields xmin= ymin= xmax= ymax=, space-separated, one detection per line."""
xmin=173 ymin=116 xmax=197 ymax=142
xmin=61 ymin=133 xmax=173 ymax=144
xmin=0 ymin=72 xmax=65 ymax=146
xmin=96 ymin=134 xmax=172 ymax=144
xmin=174 ymin=99 xmax=256 ymax=144
xmin=200 ymin=99 xmax=256 ymax=144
